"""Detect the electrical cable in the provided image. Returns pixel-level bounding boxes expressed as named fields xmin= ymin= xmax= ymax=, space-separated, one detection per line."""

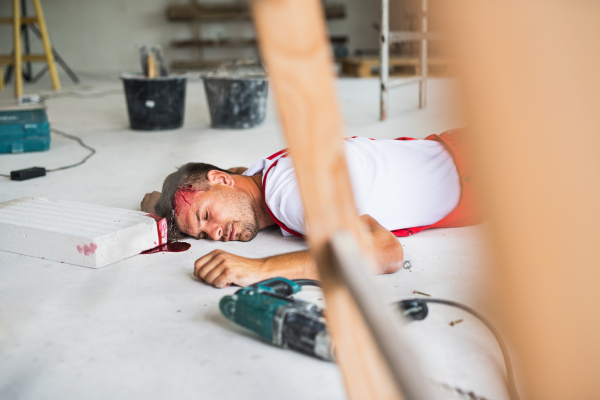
xmin=46 ymin=128 xmax=96 ymax=171
xmin=39 ymin=88 xmax=123 ymax=101
xmin=397 ymin=298 xmax=521 ymax=400
xmin=0 ymin=128 xmax=96 ymax=178
xmin=0 ymin=86 xmax=120 ymax=178
xmin=430 ymin=380 xmax=493 ymax=400
xmin=292 ymin=279 xmax=321 ymax=287
xmin=70 ymin=69 xmax=122 ymax=82
xmin=292 ymin=279 xmax=519 ymax=400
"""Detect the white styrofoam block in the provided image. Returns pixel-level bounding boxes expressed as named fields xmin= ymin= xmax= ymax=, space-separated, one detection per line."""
xmin=0 ymin=197 xmax=163 ymax=268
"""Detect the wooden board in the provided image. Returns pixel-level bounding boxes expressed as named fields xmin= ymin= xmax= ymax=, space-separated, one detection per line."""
xmin=250 ymin=0 xmax=434 ymax=399
xmin=0 ymin=17 xmax=37 ymax=24
xmin=447 ymin=0 xmax=600 ymax=398
xmin=171 ymin=35 xmax=348 ymax=48
xmin=0 ymin=54 xmax=50 ymax=64
xmin=167 ymin=3 xmax=345 ymax=21
xmin=170 ymin=59 xmax=222 ymax=70
xmin=341 ymin=56 xmax=453 ymax=78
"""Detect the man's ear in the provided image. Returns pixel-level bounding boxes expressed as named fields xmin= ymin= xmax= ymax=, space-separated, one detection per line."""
xmin=206 ymin=170 xmax=235 ymax=187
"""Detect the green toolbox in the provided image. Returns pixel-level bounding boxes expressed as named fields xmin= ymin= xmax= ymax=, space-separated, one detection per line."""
xmin=0 ymin=105 xmax=50 ymax=154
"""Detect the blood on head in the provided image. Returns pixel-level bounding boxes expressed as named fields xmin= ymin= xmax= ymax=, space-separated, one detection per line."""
xmin=174 ymin=186 xmax=202 ymax=216
xmin=170 ymin=185 xmax=207 ymax=240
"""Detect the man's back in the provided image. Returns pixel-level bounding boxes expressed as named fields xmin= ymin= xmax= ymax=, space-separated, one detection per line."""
xmin=244 ymin=136 xmax=461 ymax=236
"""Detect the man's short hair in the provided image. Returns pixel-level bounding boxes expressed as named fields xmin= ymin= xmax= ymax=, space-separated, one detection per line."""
xmin=156 ymin=162 xmax=235 ymax=241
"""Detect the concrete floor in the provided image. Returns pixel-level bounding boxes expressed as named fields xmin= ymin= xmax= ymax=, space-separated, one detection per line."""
xmin=0 ymin=75 xmax=507 ymax=400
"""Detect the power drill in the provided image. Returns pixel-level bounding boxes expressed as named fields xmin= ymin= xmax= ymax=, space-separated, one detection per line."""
xmin=219 ymin=277 xmax=429 ymax=361
xmin=220 ymin=277 xmax=334 ymax=361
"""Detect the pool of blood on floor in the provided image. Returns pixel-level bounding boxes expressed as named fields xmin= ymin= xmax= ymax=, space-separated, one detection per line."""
xmin=141 ymin=242 xmax=191 ymax=254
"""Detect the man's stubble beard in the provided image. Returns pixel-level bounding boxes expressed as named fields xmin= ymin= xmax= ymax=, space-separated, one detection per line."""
xmin=219 ymin=189 xmax=260 ymax=242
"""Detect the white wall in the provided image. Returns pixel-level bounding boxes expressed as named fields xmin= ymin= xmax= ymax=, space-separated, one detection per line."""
xmin=0 ymin=0 xmax=380 ymax=74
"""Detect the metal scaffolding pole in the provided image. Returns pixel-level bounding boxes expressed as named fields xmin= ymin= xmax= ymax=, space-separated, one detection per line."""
xmin=380 ymin=0 xmax=430 ymax=120
xmin=419 ymin=0 xmax=428 ymax=109
xmin=379 ymin=0 xmax=389 ymax=121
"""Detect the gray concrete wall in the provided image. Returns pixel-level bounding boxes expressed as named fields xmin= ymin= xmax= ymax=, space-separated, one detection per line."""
xmin=0 ymin=0 xmax=380 ymax=74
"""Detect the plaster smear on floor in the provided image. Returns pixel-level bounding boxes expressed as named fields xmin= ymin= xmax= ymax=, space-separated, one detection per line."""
xmin=0 ymin=76 xmax=506 ymax=400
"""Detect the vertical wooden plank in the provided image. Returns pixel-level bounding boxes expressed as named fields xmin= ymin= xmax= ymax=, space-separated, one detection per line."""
xmin=251 ymin=0 xmax=432 ymax=399
xmin=358 ymin=63 xmax=372 ymax=78
xmin=13 ymin=0 xmax=22 ymax=98
xmin=329 ymin=232 xmax=435 ymax=400
xmin=32 ymin=0 xmax=60 ymax=91
xmin=446 ymin=1 xmax=600 ymax=398
xmin=190 ymin=1 xmax=202 ymax=63
xmin=0 ymin=42 xmax=4 ymax=91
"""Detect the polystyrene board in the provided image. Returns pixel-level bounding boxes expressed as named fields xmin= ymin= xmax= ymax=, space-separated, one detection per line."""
xmin=0 ymin=197 xmax=162 ymax=268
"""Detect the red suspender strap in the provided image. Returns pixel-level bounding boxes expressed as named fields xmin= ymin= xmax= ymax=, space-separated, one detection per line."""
xmin=267 ymin=148 xmax=288 ymax=160
xmin=262 ymin=152 xmax=304 ymax=238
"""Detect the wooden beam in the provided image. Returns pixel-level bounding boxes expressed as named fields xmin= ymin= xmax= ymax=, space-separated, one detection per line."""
xmin=0 ymin=42 xmax=3 ymax=91
xmin=447 ymin=0 xmax=600 ymax=398
xmin=329 ymin=232 xmax=435 ymax=399
xmin=251 ymin=0 xmax=433 ymax=399
xmin=0 ymin=54 xmax=49 ymax=64
xmin=0 ymin=17 xmax=37 ymax=24
xmin=170 ymin=59 xmax=223 ymax=70
xmin=167 ymin=3 xmax=345 ymax=22
xmin=13 ymin=0 xmax=22 ymax=98
xmin=171 ymin=35 xmax=348 ymax=48
xmin=32 ymin=0 xmax=60 ymax=91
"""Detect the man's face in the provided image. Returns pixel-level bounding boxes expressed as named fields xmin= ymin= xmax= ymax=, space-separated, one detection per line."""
xmin=174 ymin=185 xmax=260 ymax=242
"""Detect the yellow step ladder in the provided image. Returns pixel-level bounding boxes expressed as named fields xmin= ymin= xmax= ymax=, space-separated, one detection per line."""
xmin=0 ymin=0 xmax=61 ymax=97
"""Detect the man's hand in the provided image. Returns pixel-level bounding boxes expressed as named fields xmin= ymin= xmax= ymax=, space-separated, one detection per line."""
xmin=193 ymin=215 xmax=403 ymax=289
xmin=194 ymin=249 xmax=267 ymax=288
xmin=141 ymin=191 xmax=161 ymax=214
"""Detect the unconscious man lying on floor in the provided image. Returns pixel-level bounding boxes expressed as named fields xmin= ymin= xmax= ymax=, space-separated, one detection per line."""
xmin=141 ymin=128 xmax=483 ymax=288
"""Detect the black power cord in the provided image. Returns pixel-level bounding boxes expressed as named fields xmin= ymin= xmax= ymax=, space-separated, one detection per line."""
xmin=39 ymin=88 xmax=123 ymax=101
xmin=0 ymin=87 xmax=122 ymax=179
xmin=398 ymin=298 xmax=520 ymax=400
xmin=291 ymin=279 xmax=519 ymax=400
xmin=46 ymin=128 xmax=96 ymax=171
xmin=0 ymin=128 xmax=96 ymax=178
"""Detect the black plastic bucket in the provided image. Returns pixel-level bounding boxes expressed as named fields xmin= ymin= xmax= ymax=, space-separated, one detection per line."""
xmin=203 ymin=76 xmax=268 ymax=129
xmin=121 ymin=74 xmax=187 ymax=131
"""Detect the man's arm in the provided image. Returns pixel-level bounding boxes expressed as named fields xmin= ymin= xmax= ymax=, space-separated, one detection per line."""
xmin=194 ymin=214 xmax=403 ymax=288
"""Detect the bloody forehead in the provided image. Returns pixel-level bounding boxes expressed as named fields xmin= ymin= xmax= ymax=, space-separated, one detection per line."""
xmin=171 ymin=186 xmax=206 ymax=237
xmin=174 ymin=186 xmax=201 ymax=216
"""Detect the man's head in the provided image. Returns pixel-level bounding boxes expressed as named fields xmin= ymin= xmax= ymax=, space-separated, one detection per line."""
xmin=156 ymin=163 xmax=260 ymax=242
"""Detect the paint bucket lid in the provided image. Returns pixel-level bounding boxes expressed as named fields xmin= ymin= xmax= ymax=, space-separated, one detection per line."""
xmin=201 ymin=59 xmax=267 ymax=80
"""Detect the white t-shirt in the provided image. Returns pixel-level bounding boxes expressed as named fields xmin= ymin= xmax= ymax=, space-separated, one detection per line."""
xmin=243 ymin=137 xmax=461 ymax=236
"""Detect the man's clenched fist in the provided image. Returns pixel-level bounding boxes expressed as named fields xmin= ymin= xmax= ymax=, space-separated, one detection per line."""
xmin=194 ymin=249 xmax=267 ymax=288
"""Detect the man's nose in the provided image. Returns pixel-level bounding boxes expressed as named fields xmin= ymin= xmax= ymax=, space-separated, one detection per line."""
xmin=207 ymin=223 xmax=223 ymax=241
